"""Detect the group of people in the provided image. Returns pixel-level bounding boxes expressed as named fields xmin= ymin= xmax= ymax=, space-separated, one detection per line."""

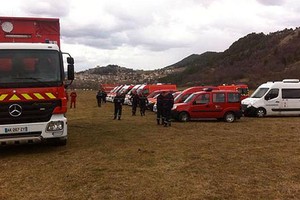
xmin=70 ymin=88 xmax=174 ymax=126
xmin=113 ymin=90 xmax=174 ymax=127
xmin=130 ymin=92 xmax=149 ymax=116
xmin=156 ymin=91 xmax=174 ymax=127
xmin=112 ymin=91 xmax=149 ymax=120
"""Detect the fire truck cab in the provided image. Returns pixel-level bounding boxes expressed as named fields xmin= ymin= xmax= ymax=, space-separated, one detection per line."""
xmin=0 ymin=17 xmax=74 ymax=146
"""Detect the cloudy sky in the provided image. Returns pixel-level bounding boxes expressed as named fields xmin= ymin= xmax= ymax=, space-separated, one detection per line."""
xmin=1 ymin=0 xmax=299 ymax=71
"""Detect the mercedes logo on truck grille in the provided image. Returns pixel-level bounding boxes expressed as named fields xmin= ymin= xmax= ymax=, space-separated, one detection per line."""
xmin=9 ymin=104 xmax=22 ymax=117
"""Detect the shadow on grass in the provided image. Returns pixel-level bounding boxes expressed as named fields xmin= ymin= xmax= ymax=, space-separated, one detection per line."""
xmin=0 ymin=143 xmax=65 ymax=157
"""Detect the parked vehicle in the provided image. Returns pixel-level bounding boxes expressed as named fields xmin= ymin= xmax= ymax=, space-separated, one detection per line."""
xmin=242 ymin=79 xmax=300 ymax=117
xmin=137 ymin=84 xmax=177 ymax=96
xmin=0 ymin=16 xmax=74 ymax=146
xmin=99 ymin=84 xmax=118 ymax=93
xmin=218 ymin=84 xmax=249 ymax=100
xmin=153 ymin=91 xmax=181 ymax=112
xmin=106 ymin=85 xmax=124 ymax=102
xmin=174 ymin=86 xmax=218 ymax=104
xmin=172 ymin=89 xmax=242 ymax=122
xmin=124 ymin=84 xmax=144 ymax=105
xmin=147 ymin=89 xmax=177 ymax=111
xmin=113 ymin=84 xmax=134 ymax=101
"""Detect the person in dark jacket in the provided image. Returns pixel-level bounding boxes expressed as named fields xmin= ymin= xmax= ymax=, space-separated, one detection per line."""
xmin=113 ymin=92 xmax=125 ymax=120
xmin=131 ymin=91 xmax=139 ymax=116
xmin=139 ymin=93 xmax=148 ymax=116
xmin=162 ymin=91 xmax=174 ymax=127
xmin=156 ymin=92 xmax=164 ymax=125
xmin=102 ymin=91 xmax=107 ymax=103
xmin=96 ymin=90 xmax=103 ymax=107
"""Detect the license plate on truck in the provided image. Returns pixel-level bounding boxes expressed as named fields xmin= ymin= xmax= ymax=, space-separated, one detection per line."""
xmin=4 ymin=127 xmax=28 ymax=134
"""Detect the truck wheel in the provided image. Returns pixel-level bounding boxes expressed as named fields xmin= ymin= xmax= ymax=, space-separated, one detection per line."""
xmin=179 ymin=112 xmax=190 ymax=122
xmin=256 ymin=108 xmax=266 ymax=117
xmin=224 ymin=112 xmax=235 ymax=123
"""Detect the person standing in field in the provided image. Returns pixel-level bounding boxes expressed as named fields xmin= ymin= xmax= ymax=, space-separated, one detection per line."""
xmin=139 ymin=93 xmax=148 ymax=116
xmin=156 ymin=91 xmax=165 ymax=125
xmin=162 ymin=91 xmax=174 ymax=127
xmin=96 ymin=90 xmax=103 ymax=107
xmin=131 ymin=91 xmax=139 ymax=116
xmin=102 ymin=91 xmax=107 ymax=103
xmin=113 ymin=92 xmax=125 ymax=120
xmin=70 ymin=90 xmax=77 ymax=109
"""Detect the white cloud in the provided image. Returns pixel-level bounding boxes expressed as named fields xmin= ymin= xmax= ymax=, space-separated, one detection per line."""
xmin=1 ymin=0 xmax=299 ymax=71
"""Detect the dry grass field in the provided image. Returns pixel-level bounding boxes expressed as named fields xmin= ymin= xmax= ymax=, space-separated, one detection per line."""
xmin=1 ymin=90 xmax=300 ymax=200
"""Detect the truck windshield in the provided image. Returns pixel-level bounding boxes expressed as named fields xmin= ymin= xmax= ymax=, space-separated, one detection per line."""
xmin=251 ymin=88 xmax=269 ymax=98
xmin=0 ymin=49 xmax=62 ymax=88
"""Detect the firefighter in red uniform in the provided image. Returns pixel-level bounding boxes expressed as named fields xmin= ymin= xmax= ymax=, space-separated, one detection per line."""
xmin=70 ymin=90 xmax=77 ymax=108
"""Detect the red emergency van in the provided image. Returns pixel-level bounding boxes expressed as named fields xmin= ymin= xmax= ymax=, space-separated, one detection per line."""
xmin=174 ymin=86 xmax=218 ymax=104
xmin=172 ymin=89 xmax=242 ymax=122
xmin=137 ymin=84 xmax=177 ymax=96
xmin=218 ymin=84 xmax=249 ymax=100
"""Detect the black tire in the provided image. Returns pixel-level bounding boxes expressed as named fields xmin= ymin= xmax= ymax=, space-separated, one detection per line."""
xmin=224 ymin=112 xmax=235 ymax=123
xmin=256 ymin=108 xmax=266 ymax=118
xmin=178 ymin=112 xmax=190 ymax=122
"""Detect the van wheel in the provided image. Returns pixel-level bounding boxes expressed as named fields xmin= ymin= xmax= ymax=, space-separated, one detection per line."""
xmin=256 ymin=108 xmax=266 ymax=117
xmin=224 ymin=112 xmax=235 ymax=123
xmin=179 ymin=112 xmax=190 ymax=122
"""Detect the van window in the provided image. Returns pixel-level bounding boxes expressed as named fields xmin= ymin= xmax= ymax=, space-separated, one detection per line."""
xmin=251 ymin=88 xmax=269 ymax=98
xmin=184 ymin=93 xmax=195 ymax=103
xmin=282 ymin=89 xmax=300 ymax=99
xmin=238 ymin=88 xmax=249 ymax=95
xmin=195 ymin=94 xmax=210 ymax=104
xmin=213 ymin=93 xmax=225 ymax=103
xmin=264 ymin=88 xmax=279 ymax=100
xmin=228 ymin=93 xmax=240 ymax=103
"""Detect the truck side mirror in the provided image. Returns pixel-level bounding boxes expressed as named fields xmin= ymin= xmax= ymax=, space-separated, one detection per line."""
xmin=67 ymin=64 xmax=74 ymax=80
xmin=67 ymin=57 xmax=74 ymax=65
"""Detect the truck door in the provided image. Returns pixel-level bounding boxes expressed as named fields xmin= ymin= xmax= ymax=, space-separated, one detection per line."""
xmin=190 ymin=93 xmax=212 ymax=118
xmin=263 ymin=88 xmax=280 ymax=115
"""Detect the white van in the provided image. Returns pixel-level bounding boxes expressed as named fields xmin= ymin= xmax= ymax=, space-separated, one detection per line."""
xmin=242 ymin=79 xmax=300 ymax=117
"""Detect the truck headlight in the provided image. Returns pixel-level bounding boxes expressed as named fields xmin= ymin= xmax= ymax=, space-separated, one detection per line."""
xmin=46 ymin=121 xmax=64 ymax=131
xmin=172 ymin=105 xmax=177 ymax=110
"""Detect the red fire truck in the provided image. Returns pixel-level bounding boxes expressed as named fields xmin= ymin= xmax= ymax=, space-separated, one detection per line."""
xmin=0 ymin=16 xmax=74 ymax=146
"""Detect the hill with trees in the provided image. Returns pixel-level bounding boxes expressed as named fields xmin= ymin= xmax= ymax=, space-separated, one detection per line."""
xmin=159 ymin=28 xmax=300 ymax=88
xmin=75 ymin=28 xmax=300 ymax=89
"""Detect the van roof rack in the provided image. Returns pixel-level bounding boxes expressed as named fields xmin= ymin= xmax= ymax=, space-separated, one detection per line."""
xmin=283 ymin=79 xmax=299 ymax=83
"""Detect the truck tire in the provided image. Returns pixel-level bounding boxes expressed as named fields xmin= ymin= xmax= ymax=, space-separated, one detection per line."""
xmin=179 ymin=112 xmax=190 ymax=122
xmin=224 ymin=112 xmax=235 ymax=123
